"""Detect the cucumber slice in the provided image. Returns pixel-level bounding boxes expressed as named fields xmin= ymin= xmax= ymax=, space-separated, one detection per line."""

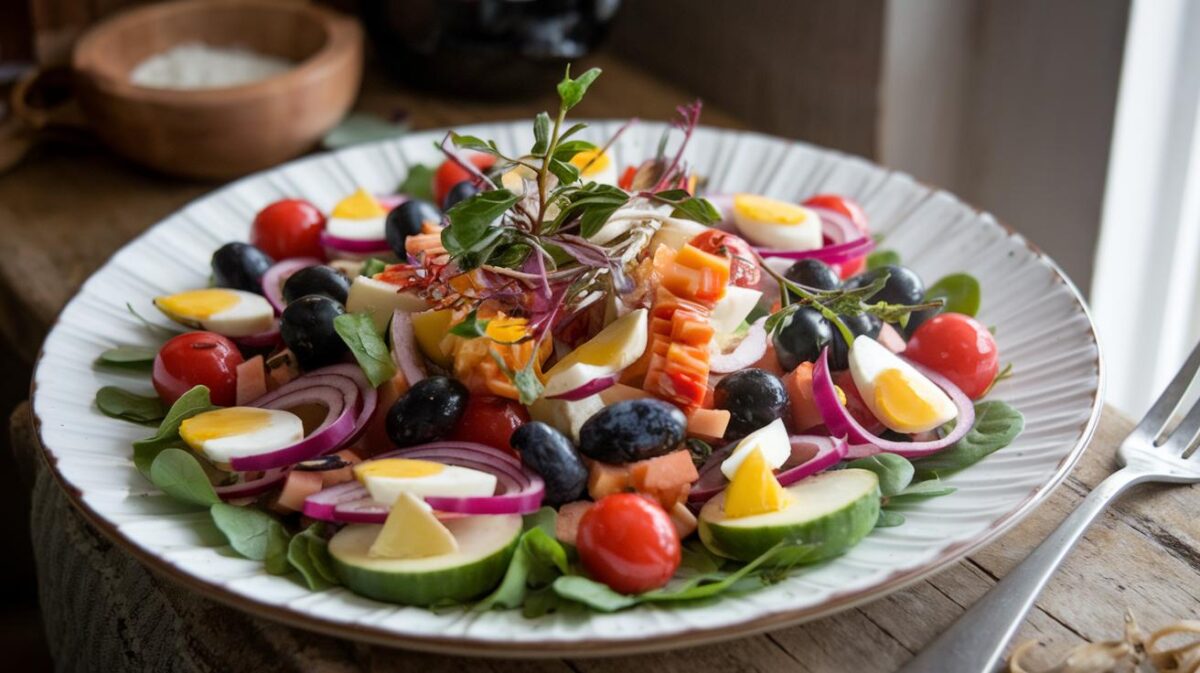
xmin=329 ymin=514 xmax=521 ymax=606
xmin=698 ymin=468 xmax=881 ymax=563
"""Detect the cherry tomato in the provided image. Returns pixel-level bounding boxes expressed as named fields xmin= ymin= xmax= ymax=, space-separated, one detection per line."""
xmin=803 ymin=194 xmax=869 ymax=278
xmin=252 ymin=199 xmax=326 ymax=261
xmin=576 ymin=493 xmax=681 ymax=594
xmin=153 ymin=332 xmax=244 ymax=407
xmin=688 ymin=229 xmax=761 ymax=288
xmin=904 ymin=313 xmax=1000 ymax=399
xmin=618 ymin=165 xmax=638 ymax=190
xmin=446 ymin=394 xmax=529 ymax=456
xmin=434 ymin=153 xmax=496 ymax=207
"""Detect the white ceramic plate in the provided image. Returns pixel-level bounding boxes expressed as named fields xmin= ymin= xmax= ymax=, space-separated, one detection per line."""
xmin=31 ymin=121 xmax=1103 ymax=657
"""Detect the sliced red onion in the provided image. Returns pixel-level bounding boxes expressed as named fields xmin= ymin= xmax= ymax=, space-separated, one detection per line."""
xmin=877 ymin=323 xmax=908 ymax=354
xmin=261 ymin=257 xmax=322 ymax=314
xmin=687 ymin=434 xmax=847 ymax=505
xmin=302 ymin=479 xmax=367 ymax=520
xmin=546 ymin=373 xmax=619 ymax=401
xmin=389 ymin=310 xmax=427 ymax=386
xmin=319 ymin=231 xmax=392 ymax=255
xmin=234 ymin=323 xmax=282 ymax=350
xmin=754 ymin=207 xmax=875 ymax=265
xmin=377 ymin=194 xmax=408 ymax=210
xmin=812 ymin=347 xmax=975 ymax=458
xmin=710 ymin=318 xmax=768 ymax=373
xmin=214 ymin=467 xmax=290 ymax=500
xmin=228 ymin=386 xmax=356 ymax=471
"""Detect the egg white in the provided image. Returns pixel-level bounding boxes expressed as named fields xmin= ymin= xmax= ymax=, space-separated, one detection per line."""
xmin=848 ymin=335 xmax=958 ymax=433
xmin=156 ymin=289 xmax=275 ymax=337
xmin=720 ymin=418 xmax=791 ymax=479
xmin=362 ymin=464 xmax=498 ymax=506
xmin=182 ymin=408 xmax=305 ymax=465
xmin=325 ymin=215 xmax=388 ymax=242
xmin=732 ymin=196 xmax=822 ymax=251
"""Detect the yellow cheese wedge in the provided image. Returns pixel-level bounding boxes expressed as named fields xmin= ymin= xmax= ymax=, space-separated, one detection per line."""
xmin=411 ymin=309 xmax=455 ymax=368
xmin=723 ymin=448 xmax=790 ymax=519
xmin=368 ymin=492 xmax=459 ymax=559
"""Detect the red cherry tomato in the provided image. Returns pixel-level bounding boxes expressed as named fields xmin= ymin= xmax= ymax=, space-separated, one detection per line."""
xmin=434 ymin=153 xmax=496 ymax=207
xmin=803 ymin=194 xmax=869 ymax=278
xmin=688 ymin=229 xmax=761 ymax=288
xmin=446 ymin=395 xmax=529 ymax=456
xmin=252 ymin=199 xmax=326 ymax=261
xmin=904 ymin=313 xmax=1000 ymax=399
xmin=153 ymin=332 xmax=245 ymax=407
xmin=576 ymin=493 xmax=681 ymax=594
xmin=618 ymin=165 xmax=638 ymax=190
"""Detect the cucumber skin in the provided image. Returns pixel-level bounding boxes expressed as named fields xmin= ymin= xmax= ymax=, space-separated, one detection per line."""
xmin=332 ymin=536 xmax=518 ymax=606
xmin=699 ymin=485 xmax=881 ymax=564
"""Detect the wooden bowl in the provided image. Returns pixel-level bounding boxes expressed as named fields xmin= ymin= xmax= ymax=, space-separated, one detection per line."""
xmin=71 ymin=0 xmax=362 ymax=180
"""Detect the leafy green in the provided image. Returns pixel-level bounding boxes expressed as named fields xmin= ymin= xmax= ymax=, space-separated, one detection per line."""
xmin=476 ymin=527 xmax=569 ymax=611
xmin=550 ymin=182 xmax=629 ymax=238
xmin=532 ymin=112 xmax=552 ymax=155
xmin=449 ymin=132 xmax=501 ymax=155
xmin=512 ymin=366 xmax=545 ymax=405
xmin=925 ymin=273 xmax=982 ymax=317
xmin=846 ymin=453 xmax=914 ymax=498
xmin=887 ymin=478 xmax=956 ymax=505
xmin=548 ymin=158 xmax=581 ymax=185
xmin=132 ymin=386 xmax=215 ymax=476
xmin=557 ymin=66 xmax=602 ymax=111
xmin=95 ymin=386 xmax=165 ymax=424
xmin=359 ymin=258 xmax=387 ymax=277
xmin=913 ymin=401 xmax=1025 ymax=479
xmin=95 ymin=345 xmax=157 ymax=371
xmin=448 ymin=309 xmax=490 ymax=338
xmin=210 ymin=503 xmax=291 ymax=575
xmin=333 ymin=312 xmax=397 ymax=387
xmin=866 ymin=250 xmax=900 ymax=271
xmin=148 ymin=448 xmax=219 ymax=506
xmin=397 ymin=164 xmax=436 ymax=203
xmin=127 ymin=302 xmax=184 ymax=337
xmin=441 ymin=189 xmax=520 ymax=268
xmin=288 ymin=524 xmax=338 ymax=590
xmin=670 ymin=197 xmax=722 ymax=225
xmin=875 ymin=510 xmax=906 ymax=528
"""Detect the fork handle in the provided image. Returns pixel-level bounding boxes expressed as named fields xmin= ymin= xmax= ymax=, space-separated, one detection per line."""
xmin=896 ymin=468 xmax=1149 ymax=673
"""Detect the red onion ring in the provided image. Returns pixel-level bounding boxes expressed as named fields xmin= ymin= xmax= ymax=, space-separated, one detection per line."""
xmin=687 ymin=434 xmax=848 ymax=505
xmin=389 ymin=310 xmax=427 ymax=386
xmin=319 ymin=231 xmax=392 ymax=255
xmin=812 ymin=347 xmax=975 ymax=458
xmin=234 ymin=322 xmax=282 ymax=350
xmin=302 ymin=479 xmax=366 ymax=520
xmin=547 ymin=373 xmax=618 ymax=401
xmin=228 ymin=387 xmax=355 ymax=471
xmin=260 ymin=257 xmax=321 ymax=314
xmin=214 ymin=467 xmax=290 ymax=500
xmin=377 ymin=194 xmax=408 ymax=210
xmin=753 ymin=207 xmax=875 ymax=265
xmin=710 ymin=318 xmax=768 ymax=374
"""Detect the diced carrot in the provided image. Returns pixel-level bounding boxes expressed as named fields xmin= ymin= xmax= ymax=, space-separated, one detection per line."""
xmin=235 ymin=355 xmax=267 ymax=406
xmin=753 ymin=342 xmax=786 ymax=377
xmin=273 ymin=470 xmax=324 ymax=513
xmin=555 ymin=501 xmax=594 ymax=546
xmin=587 ymin=461 xmax=631 ymax=500
xmin=688 ymin=408 xmax=730 ymax=441
xmin=321 ymin=449 xmax=362 ymax=487
xmin=359 ymin=372 xmax=409 ymax=456
xmin=668 ymin=502 xmax=698 ymax=539
xmin=784 ymin=362 xmax=824 ymax=433
xmin=628 ymin=450 xmax=699 ymax=509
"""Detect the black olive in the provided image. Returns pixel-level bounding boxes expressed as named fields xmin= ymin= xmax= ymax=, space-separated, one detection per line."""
xmin=773 ymin=307 xmax=834 ymax=371
xmin=828 ymin=312 xmax=883 ymax=370
xmin=904 ymin=306 xmax=941 ymax=338
xmin=578 ymin=399 xmax=687 ymax=464
xmin=843 ymin=265 xmax=925 ymax=307
xmin=386 ymin=200 xmax=440 ymax=258
xmin=510 ymin=422 xmax=587 ymax=506
xmin=211 ymin=242 xmax=274 ymax=294
xmin=385 ymin=377 xmax=469 ymax=448
xmin=442 ymin=180 xmax=479 ymax=211
xmin=784 ymin=259 xmax=841 ymax=291
xmin=280 ymin=295 xmax=347 ymax=370
xmin=282 ymin=265 xmax=351 ymax=305
xmin=714 ymin=369 xmax=790 ymax=439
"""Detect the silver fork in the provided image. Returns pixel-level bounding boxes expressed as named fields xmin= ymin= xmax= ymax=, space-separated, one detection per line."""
xmin=897 ymin=340 xmax=1200 ymax=673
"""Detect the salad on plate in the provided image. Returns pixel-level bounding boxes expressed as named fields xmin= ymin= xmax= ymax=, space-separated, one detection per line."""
xmin=96 ymin=68 xmax=1024 ymax=615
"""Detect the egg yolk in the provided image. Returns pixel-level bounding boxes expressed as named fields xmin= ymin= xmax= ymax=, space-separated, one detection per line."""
xmin=179 ymin=408 xmax=272 ymax=448
xmin=733 ymin=194 xmax=809 ymax=226
xmin=485 ymin=317 xmax=529 ymax=343
xmin=354 ymin=458 xmax=445 ymax=483
xmin=156 ymin=289 xmax=239 ymax=319
xmin=873 ymin=368 xmax=940 ymax=432
xmin=723 ymin=448 xmax=789 ymax=519
xmin=332 ymin=187 xmax=387 ymax=220
xmin=569 ymin=149 xmax=611 ymax=178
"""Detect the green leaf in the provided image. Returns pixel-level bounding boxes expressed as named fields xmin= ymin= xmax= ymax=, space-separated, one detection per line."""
xmin=288 ymin=524 xmax=338 ymax=590
xmin=556 ymin=66 xmax=602 ymax=111
xmin=552 ymin=576 xmax=640 ymax=612
xmin=557 ymin=122 xmax=589 ymax=143
xmin=522 ymin=506 xmax=558 ymax=537
xmin=887 ymin=478 xmax=956 ymax=505
xmin=490 ymin=243 xmax=532 ymax=269
xmin=449 ymin=132 xmax=499 ymax=155
xmin=552 ymin=140 xmax=598 ymax=161
xmin=397 ymin=164 xmax=436 ymax=203
xmin=669 ymin=196 xmax=721 ymax=225
xmin=448 ymin=309 xmax=490 ymax=338
xmin=913 ymin=401 xmax=1025 ymax=479
xmin=685 ymin=438 xmax=714 ymax=468
xmin=95 ymin=386 xmax=165 ymax=424
xmin=846 ymin=454 xmax=914 ymax=497
xmin=359 ymin=258 xmax=387 ymax=277
xmin=866 ymin=250 xmax=901 ymax=271
xmin=442 ymin=189 xmax=520 ymax=261
xmin=322 ymin=112 xmax=409 ymax=150
xmin=95 ymin=345 xmax=157 ymax=371
xmin=210 ymin=503 xmax=291 ymax=574
xmin=133 ymin=386 xmax=216 ymax=477
xmin=532 ymin=112 xmax=552 ymax=155
xmin=875 ymin=510 xmax=906 ymax=527
xmin=333 ymin=312 xmax=397 ymax=387
xmin=127 ymin=302 xmax=185 ymax=337
xmin=512 ymin=364 xmax=544 ymax=405
xmin=148 ymin=448 xmax=219 ymax=506
xmin=548 ymin=158 xmax=580 ymax=185
xmin=522 ymin=586 xmax=564 ymax=618
xmin=925 ymin=273 xmax=982 ymax=317
xmin=476 ymin=527 xmax=570 ymax=611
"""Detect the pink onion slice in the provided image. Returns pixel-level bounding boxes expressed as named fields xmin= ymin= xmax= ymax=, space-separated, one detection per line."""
xmin=546 ymin=374 xmax=618 ymax=401
xmin=389 ymin=310 xmax=427 ymax=386
xmin=377 ymin=194 xmax=408 ymax=210
xmin=302 ymin=480 xmax=367 ymax=520
xmin=214 ymin=467 xmax=290 ymax=500
xmin=319 ymin=231 xmax=392 ymax=255
xmin=812 ymin=347 xmax=975 ymax=458
xmin=234 ymin=323 xmax=282 ymax=350
xmin=710 ymin=318 xmax=768 ymax=374
xmin=260 ymin=257 xmax=322 ymax=314
xmin=753 ymin=207 xmax=875 ymax=265
xmin=687 ymin=434 xmax=848 ymax=505
xmin=228 ymin=387 xmax=356 ymax=471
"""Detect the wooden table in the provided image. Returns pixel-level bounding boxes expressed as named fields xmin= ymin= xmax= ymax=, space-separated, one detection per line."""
xmin=4 ymin=54 xmax=1199 ymax=672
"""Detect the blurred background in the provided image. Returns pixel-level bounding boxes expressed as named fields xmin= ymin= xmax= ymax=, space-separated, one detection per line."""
xmin=0 ymin=0 xmax=1195 ymax=669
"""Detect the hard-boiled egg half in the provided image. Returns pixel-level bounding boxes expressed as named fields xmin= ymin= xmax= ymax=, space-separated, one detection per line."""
xmin=354 ymin=458 xmax=498 ymax=506
xmin=543 ymin=308 xmax=648 ymax=398
xmin=720 ymin=418 xmax=791 ymax=479
xmin=569 ymin=149 xmax=618 ymax=186
xmin=179 ymin=407 xmax=304 ymax=465
xmin=849 ymin=335 xmax=958 ymax=433
xmin=732 ymin=194 xmax=822 ymax=251
xmin=154 ymin=288 xmax=275 ymax=337
xmin=326 ymin=187 xmax=388 ymax=241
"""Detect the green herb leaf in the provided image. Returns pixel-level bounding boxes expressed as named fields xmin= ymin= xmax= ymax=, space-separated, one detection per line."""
xmin=334 ymin=312 xmax=397 ymax=387
xmin=149 ymin=448 xmax=219 ymax=506
xmin=449 ymin=309 xmax=490 ymax=338
xmin=398 ymin=164 xmax=436 ymax=203
xmin=552 ymin=575 xmax=640 ymax=612
xmin=96 ymin=345 xmax=157 ymax=371
xmin=685 ymin=438 xmax=714 ymax=468
xmin=522 ymin=506 xmax=558 ymax=537
xmin=981 ymin=362 xmax=1015 ymax=397
xmin=360 ymin=258 xmax=387 ymax=277
xmin=913 ymin=401 xmax=1025 ymax=479
xmin=522 ymin=586 xmax=565 ymax=618
xmin=866 ymin=250 xmax=901 ymax=271
xmin=875 ymin=510 xmax=906 ymax=527
xmin=288 ymin=524 xmax=338 ymax=590
xmin=210 ymin=503 xmax=291 ymax=574
xmin=556 ymin=66 xmax=602 ymax=111
xmin=557 ymin=122 xmax=590 ymax=143
xmin=476 ymin=526 xmax=570 ymax=611
xmin=548 ymin=158 xmax=580 ymax=185
xmin=133 ymin=386 xmax=216 ymax=477
xmin=490 ymin=243 xmax=532 ymax=269
xmin=669 ymin=196 xmax=721 ymax=225
xmin=925 ymin=273 xmax=982 ymax=317
xmin=532 ymin=112 xmax=552 ymax=155
xmin=442 ymin=189 xmax=520 ymax=263
xmin=512 ymin=363 xmax=544 ymax=405
xmin=552 ymin=139 xmax=598 ymax=161
xmin=887 ymin=478 xmax=956 ymax=504
xmin=846 ymin=453 xmax=914 ymax=497
xmin=449 ymin=132 xmax=500 ymax=155
xmin=127 ymin=302 xmax=185 ymax=337
xmin=96 ymin=386 xmax=165 ymax=424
